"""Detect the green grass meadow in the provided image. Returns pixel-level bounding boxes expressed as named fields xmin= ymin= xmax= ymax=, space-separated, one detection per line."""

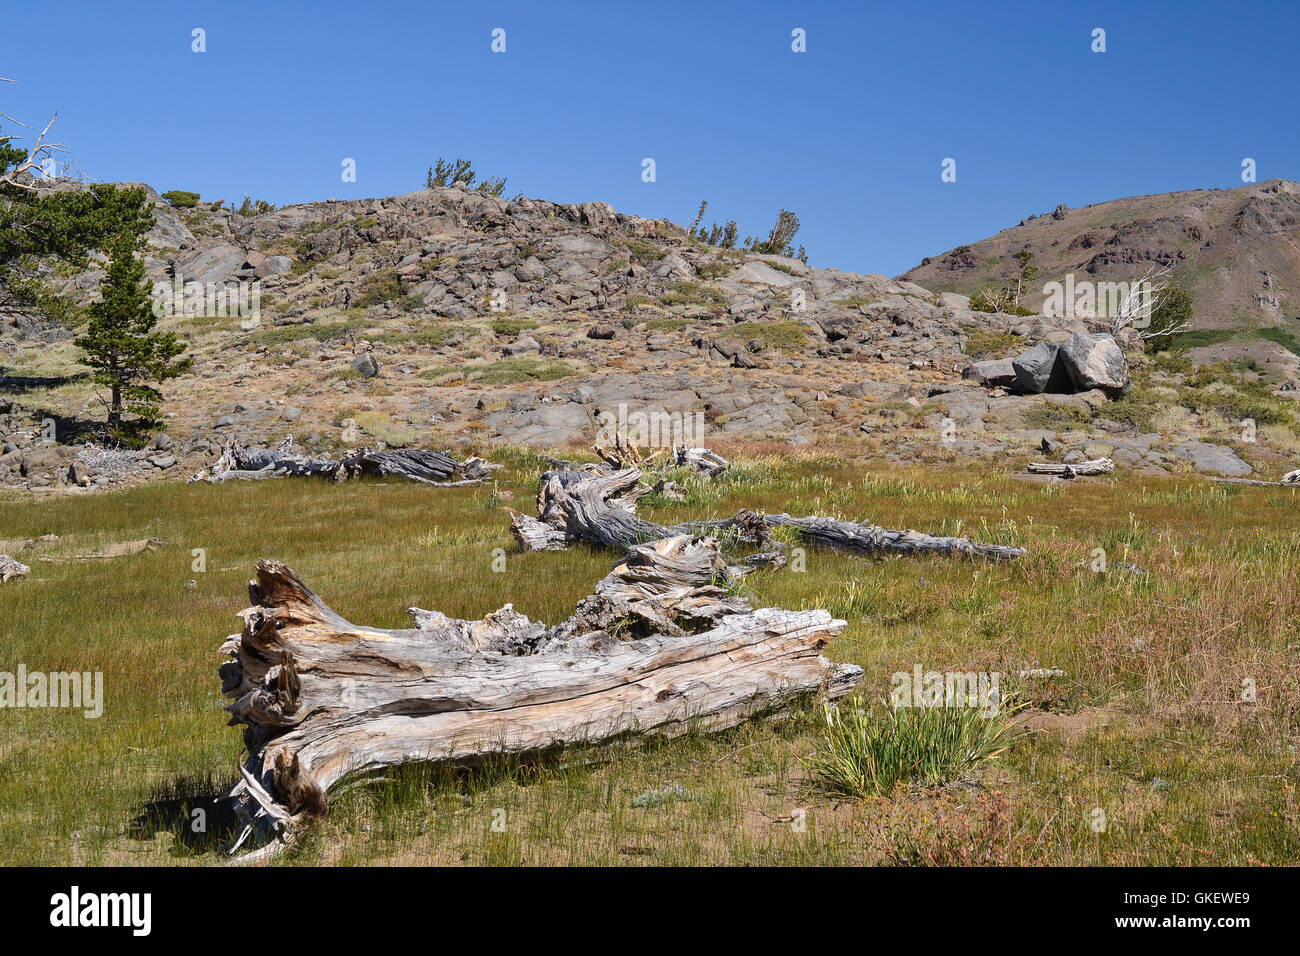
xmin=1 ymin=450 xmax=1297 ymax=865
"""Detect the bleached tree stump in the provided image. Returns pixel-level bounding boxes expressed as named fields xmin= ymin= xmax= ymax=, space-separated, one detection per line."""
xmin=219 ymin=536 xmax=859 ymax=858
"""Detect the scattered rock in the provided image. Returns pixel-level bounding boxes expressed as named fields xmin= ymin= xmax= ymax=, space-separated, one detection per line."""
xmin=1059 ymin=332 xmax=1130 ymax=397
xmin=502 ymin=335 xmax=541 ymax=356
xmin=963 ymin=358 xmax=1017 ymax=388
xmin=1173 ymin=440 xmax=1252 ymax=477
xmin=349 ymin=353 xmax=381 ymax=377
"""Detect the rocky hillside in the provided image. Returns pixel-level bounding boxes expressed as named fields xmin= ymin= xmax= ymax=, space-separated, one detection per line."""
xmin=900 ymin=179 xmax=1300 ymax=372
xmin=1 ymin=178 xmax=1298 ymax=493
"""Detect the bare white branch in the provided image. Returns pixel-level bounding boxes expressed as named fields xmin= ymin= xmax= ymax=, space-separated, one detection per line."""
xmin=1109 ymin=263 xmax=1182 ymax=339
xmin=1 ymin=78 xmax=67 ymax=190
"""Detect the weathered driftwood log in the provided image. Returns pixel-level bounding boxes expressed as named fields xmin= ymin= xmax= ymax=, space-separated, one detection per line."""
xmin=219 ymin=536 xmax=859 ymax=858
xmin=0 ymin=554 xmax=29 ymax=582
xmin=527 ymin=468 xmax=764 ymax=551
xmin=512 ymin=467 xmax=1026 ymax=561
xmin=567 ymin=440 xmax=729 ymax=479
xmin=1027 ymin=457 xmax=1114 ymax=478
xmin=191 ymin=442 xmax=497 ymax=486
xmin=592 ymin=434 xmax=666 ymax=471
xmin=1284 ymin=468 xmax=1300 ymax=485
xmin=674 ymin=443 xmax=729 ymax=477
xmin=1207 ymin=475 xmax=1300 ymax=488
xmin=760 ymin=513 xmax=1026 ymax=561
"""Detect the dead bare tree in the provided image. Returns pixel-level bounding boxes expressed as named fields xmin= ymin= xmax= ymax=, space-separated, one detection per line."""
xmin=0 ymin=78 xmax=68 ymax=190
xmin=1109 ymin=263 xmax=1185 ymax=341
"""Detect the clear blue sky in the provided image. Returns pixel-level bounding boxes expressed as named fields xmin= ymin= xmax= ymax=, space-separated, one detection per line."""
xmin=2 ymin=0 xmax=1295 ymax=276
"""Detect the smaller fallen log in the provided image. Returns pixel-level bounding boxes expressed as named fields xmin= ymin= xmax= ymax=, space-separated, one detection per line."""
xmin=508 ymin=512 xmax=569 ymax=551
xmin=529 ymin=468 xmax=764 ymax=553
xmin=516 ymin=466 xmax=1026 ymax=561
xmin=344 ymin=449 xmax=496 ymax=485
xmin=762 ymin=513 xmax=1026 ymax=562
xmin=1027 ymin=457 xmax=1114 ymax=478
xmin=0 ymin=554 xmax=29 ymax=582
xmin=191 ymin=442 xmax=497 ymax=486
xmin=1207 ymin=475 xmax=1300 ymax=488
xmin=674 ymin=443 xmax=729 ymax=477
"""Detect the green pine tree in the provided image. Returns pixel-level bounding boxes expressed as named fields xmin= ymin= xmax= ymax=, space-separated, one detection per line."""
xmin=75 ymin=230 xmax=191 ymax=446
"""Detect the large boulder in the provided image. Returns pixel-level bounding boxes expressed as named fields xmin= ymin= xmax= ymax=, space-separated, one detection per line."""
xmin=1012 ymin=342 xmax=1066 ymax=394
xmin=1059 ymin=332 xmax=1130 ymax=397
xmin=1173 ymin=440 xmax=1252 ymax=477
xmin=175 ymin=243 xmax=246 ymax=286
xmin=502 ymin=335 xmax=541 ymax=356
xmin=731 ymin=260 xmax=797 ymax=286
xmin=963 ymin=358 xmax=1017 ymax=388
xmin=349 ymin=352 xmax=381 ymax=378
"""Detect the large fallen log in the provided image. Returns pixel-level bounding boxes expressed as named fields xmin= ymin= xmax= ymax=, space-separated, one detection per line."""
xmin=191 ymin=442 xmax=497 ymax=486
xmin=219 ymin=535 xmax=859 ymax=858
xmin=513 ymin=467 xmax=1025 ymax=561
xmin=1027 ymin=458 xmax=1114 ymax=478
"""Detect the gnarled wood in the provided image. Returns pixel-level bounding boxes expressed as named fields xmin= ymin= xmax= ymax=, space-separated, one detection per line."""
xmin=219 ymin=535 xmax=859 ymax=857
xmin=515 ymin=466 xmax=1026 ymax=561
xmin=528 ymin=468 xmax=764 ymax=552
xmin=0 ymin=554 xmax=29 ymax=582
xmin=674 ymin=443 xmax=729 ymax=477
xmin=761 ymin=513 xmax=1026 ymax=561
xmin=191 ymin=442 xmax=497 ymax=485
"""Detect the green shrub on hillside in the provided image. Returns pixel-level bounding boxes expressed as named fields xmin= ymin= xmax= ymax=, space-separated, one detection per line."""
xmin=489 ymin=318 xmax=539 ymax=336
xmin=963 ymin=330 xmax=1022 ymax=359
xmin=355 ymin=269 xmax=402 ymax=307
xmin=660 ymin=281 xmax=727 ymax=307
xmin=161 ymin=190 xmax=200 ymax=208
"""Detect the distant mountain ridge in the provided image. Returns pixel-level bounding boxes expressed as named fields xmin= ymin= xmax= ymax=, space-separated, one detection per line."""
xmin=899 ymin=179 xmax=1300 ymax=365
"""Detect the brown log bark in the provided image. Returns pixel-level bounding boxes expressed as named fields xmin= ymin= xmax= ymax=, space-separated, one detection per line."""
xmin=219 ymin=535 xmax=859 ymax=858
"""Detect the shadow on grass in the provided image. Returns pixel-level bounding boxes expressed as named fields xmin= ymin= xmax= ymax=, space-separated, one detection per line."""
xmin=129 ymin=771 xmax=243 ymax=858
xmin=0 ymin=371 xmax=89 ymax=392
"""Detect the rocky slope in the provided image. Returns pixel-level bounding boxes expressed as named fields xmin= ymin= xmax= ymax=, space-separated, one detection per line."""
xmin=900 ymin=179 xmax=1300 ymax=375
xmin=1 ymin=178 xmax=1297 ymax=493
